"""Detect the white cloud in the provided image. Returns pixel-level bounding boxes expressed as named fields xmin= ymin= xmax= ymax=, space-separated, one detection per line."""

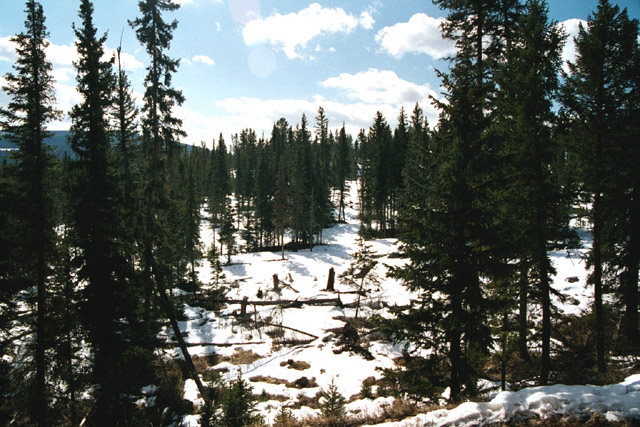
xmin=176 ymin=69 xmax=441 ymax=145
xmin=0 ymin=36 xmax=17 ymax=62
xmin=193 ymin=55 xmax=215 ymax=65
xmin=375 ymin=13 xmax=455 ymax=60
xmin=243 ymin=3 xmax=372 ymax=59
xmin=359 ymin=11 xmax=375 ymax=30
xmin=559 ymin=18 xmax=585 ymax=72
xmin=321 ymin=68 xmax=439 ymax=107
xmin=106 ymin=48 xmax=144 ymax=71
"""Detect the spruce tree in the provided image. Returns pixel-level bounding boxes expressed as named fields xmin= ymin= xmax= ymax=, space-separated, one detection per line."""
xmin=290 ymin=114 xmax=313 ymax=247
xmin=68 ymin=0 xmax=129 ymax=421
xmin=560 ymin=0 xmax=640 ymax=371
xmin=334 ymin=124 xmax=351 ymax=222
xmin=130 ymin=0 xmax=210 ymax=404
xmin=0 ymin=1 xmax=60 ymax=423
xmin=390 ymin=0 xmax=505 ymax=402
xmin=492 ymin=0 xmax=566 ymax=383
xmin=274 ymin=159 xmax=290 ymax=259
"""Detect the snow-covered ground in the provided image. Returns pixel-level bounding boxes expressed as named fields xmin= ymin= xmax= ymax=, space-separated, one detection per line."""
xmin=169 ymin=183 xmax=639 ymax=426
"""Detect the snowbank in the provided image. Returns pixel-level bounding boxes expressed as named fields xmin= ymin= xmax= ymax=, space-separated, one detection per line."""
xmin=369 ymin=374 xmax=640 ymax=426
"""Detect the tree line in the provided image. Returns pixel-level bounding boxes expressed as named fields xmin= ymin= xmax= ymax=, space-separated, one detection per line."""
xmin=383 ymin=0 xmax=640 ymax=404
xmin=0 ymin=0 xmax=638 ymax=424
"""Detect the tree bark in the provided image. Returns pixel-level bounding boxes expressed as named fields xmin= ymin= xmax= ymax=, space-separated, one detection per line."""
xmin=152 ymin=262 xmax=211 ymax=406
xmin=593 ymin=193 xmax=606 ymax=374
xmin=624 ymin=181 xmax=640 ymax=344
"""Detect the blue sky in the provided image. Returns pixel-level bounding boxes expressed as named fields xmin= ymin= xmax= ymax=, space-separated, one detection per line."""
xmin=1 ymin=0 xmax=639 ymax=146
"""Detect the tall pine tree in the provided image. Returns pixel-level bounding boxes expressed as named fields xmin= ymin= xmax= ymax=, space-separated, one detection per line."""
xmin=0 ymin=1 xmax=60 ymax=423
xmin=560 ymin=0 xmax=640 ymax=371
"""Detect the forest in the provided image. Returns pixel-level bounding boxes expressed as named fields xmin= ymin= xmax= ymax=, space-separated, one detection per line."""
xmin=1 ymin=0 xmax=639 ymax=425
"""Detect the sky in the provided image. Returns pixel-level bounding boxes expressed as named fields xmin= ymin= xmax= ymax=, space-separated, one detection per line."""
xmin=1 ymin=0 xmax=639 ymax=147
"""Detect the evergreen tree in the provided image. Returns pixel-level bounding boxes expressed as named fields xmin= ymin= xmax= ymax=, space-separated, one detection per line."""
xmin=68 ymin=0 xmax=129 ymax=421
xmin=492 ymin=0 xmax=566 ymax=383
xmin=111 ymin=41 xmax=141 ymax=256
xmin=290 ymin=114 xmax=313 ymax=247
xmin=183 ymin=155 xmax=203 ymax=286
xmin=130 ymin=0 xmax=210 ymax=405
xmin=334 ymin=124 xmax=351 ymax=222
xmin=0 ymin=1 xmax=60 ymax=423
xmin=560 ymin=0 xmax=640 ymax=370
xmin=209 ymin=134 xmax=231 ymax=230
xmin=390 ymin=106 xmax=409 ymax=232
xmin=341 ymin=236 xmax=380 ymax=319
xmin=362 ymin=111 xmax=393 ymax=235
xmin=254 ymin=140 xmax=275 ymax=248
xmin=274 ymin=159 xmax=290 ymax=259
xmin=220 ymin=197 xmax=236 ymax=265
xmin=390 ymin=0 xmax=505 ymax=402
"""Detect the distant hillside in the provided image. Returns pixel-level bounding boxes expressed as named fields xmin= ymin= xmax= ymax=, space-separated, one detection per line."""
xmin=1 ymin=130 xmax=194 ymax=162
xmin=0 ymin=130 xmax=73 ymax=161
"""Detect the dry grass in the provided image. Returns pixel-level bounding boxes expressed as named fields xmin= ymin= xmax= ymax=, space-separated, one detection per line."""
xmin=499 ymin=413 xmax=632 ymax=426
xmin=280 ymin=359 xmax=311 ymax=371
xmin=249 ymin=375 xmax=319 ymax=389
xmin=220 ymin=347 xmax=263 ymax=365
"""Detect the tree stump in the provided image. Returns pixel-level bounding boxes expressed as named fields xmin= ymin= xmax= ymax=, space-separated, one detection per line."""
xmin=326 ymin=267 xmax=335 ymax=292
xmin=273 ymin=273 xmax=280 ymax=292
xmin=240 ymin=296 xmax=249 ymax=316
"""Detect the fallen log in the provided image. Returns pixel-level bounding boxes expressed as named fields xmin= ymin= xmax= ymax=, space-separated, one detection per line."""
xmin=164 ymin=341 xmax=266 ymax=348
xmin=187 ymin=297 xmax=343 ymax=308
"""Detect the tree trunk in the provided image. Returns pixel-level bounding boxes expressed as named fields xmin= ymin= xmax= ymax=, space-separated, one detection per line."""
xmin=326 ymin=267 xmax=335 ymax=292
xmin=518 ymin=265 xmax=530 ymax=362
xmin=593 ymin=192 xmax=606 ymax=374
xmin=152 ymin=262 xmax=211 ymax=406
xmin=624 ymin=180 xmax=640 ymax=344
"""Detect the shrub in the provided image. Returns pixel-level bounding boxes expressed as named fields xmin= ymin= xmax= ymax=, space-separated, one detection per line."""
xmin=318 ymin=379 xmax=346 ymax=422
xmin=202 ymin=374 xmax=264 ymax=427
xmin=273 ymin=406 xmax=298 ymax=426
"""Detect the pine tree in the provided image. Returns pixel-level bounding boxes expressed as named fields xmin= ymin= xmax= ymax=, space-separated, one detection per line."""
xmin=274 ymin=159 xmax=290 ymax=260
xmin=390 ymin=0 xmax=506 ymax=402
xmin=111 ymin=41 xmax=141 ymax=255
xmin=209 ymin=134 xmax=231 ymax=230
xmin=0 ymin=1 xmax=60 ymax=423
xmin=183 ymin=155 xmax=203 ymax=286
xmin=341 ymin=236 xmax=380 ymax=319
xmin=130 ymin=0 xmax=210 ymax=405
xmin=560 ymin=0 xmax=640 ymax=371
xmin=290 ymin=114 xmax=313 ymax=247
xmin=334 ymin=124 xmax=351 ymax=222
xmin=492 ymin=0 xmax=566 ymax=384
xmin=390 ymin=107 xmax=409 ymax=233
xmin=362 ymin=111 xmax=393 ymax=235
xmin=254 ymin=140 xmax=275 ymax=248
xmin=68 ymin=0 xmax=129 ymax=421
xmin=220 ymin=197 xmax=236 ymax=265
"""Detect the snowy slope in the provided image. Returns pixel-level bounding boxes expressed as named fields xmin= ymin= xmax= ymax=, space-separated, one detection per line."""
xmin=170 ymin=182 xmax=638 ymax=426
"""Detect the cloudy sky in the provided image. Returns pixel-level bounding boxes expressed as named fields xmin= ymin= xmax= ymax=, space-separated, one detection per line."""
xmin=1 ymin=0 xmax=639 ymax=146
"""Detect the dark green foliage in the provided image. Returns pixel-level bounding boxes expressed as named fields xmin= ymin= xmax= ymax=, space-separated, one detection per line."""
xmin=220 ymin=197 xmax=236 ymax=265
xmin=360 ymin=111 xmax=394 ymax=236
xmin=560 ymin=0 xmax=640 ymax=368
xmin=319 ymin=378 xmax=346 ymax=422
xmin=334 ymin=124 xmax=352 ymax=222
xmin=290 ymin=114 xmax=314 ymax=247
xmin=379 ymin=353 xmax=447 ymax=401
xmin=0 ymin=1 xmax=60 ymax=423
xmin=203 ymin=375 xmax=262 ymax=427
xmin=491 ymin=0 xmax=567 ymax=384
xmin=68 ymin=0 xmax=132 ymax=422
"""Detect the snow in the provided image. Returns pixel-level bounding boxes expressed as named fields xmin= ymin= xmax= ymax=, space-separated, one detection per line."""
xmin=166 ymin=183 xmax=639 ymax=426
xmin=368 ymin=375 xmax=640 ymax=426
